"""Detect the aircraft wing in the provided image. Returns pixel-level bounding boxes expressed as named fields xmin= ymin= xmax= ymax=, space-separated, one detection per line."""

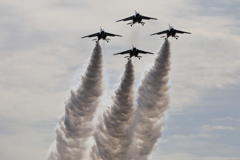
xmin=116 ymin=16 xmax=134 ymax=22
xmin=141 ymin=15 xmax=157 ymax=20
xmin=137 ymin=49 xmax=154 ymax=54
xmin=105 ymin=32 xmax=122 ymax=37
xmin=150 ymin=30 xmax=168 ymax=36
xmin=81 ymin=33 xmax=98 ymax=38
xmin=175 ymin=29 xmax=191 ymax=34
xmin=113 ymin=50 xmax=131 ymax=55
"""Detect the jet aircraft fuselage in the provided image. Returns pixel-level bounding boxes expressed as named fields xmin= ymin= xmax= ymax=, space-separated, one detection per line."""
xmin=168 ymin=27 xmax=177 ymax=37
xmin=116 ymin=11 xmax=157 ymax=26
xmin=82 ymin=28 xmax=122 ymax=42
xmin=113 ymin=45 xmax=154 ymax=60
xmin=132 ymin=13 xmax=142 ymax=24
xmin=97 ymin=30 xmax=108 ymax=40
xmin=128 ymin=47 xmax=140 ymax=58
xmin=150 ymin=25 xmax=191 ymax=40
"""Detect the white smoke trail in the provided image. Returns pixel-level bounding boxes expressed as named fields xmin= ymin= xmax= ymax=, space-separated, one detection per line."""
xmin=47 ymin=42 xmax=104 ymax=160
xmin=129 ymin=40 xmax=171 ymax=160
xmin=90 ymin=60 xmax=135 ymax=160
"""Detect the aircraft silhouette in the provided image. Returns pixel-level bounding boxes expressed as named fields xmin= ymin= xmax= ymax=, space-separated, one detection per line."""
xmin=116 ymin=11 xmax=157 ymax=26
xmin=150 ymin=24 xmax=191 ymax=40
xmin=113 ymin=45 xmax=154 ymax=60
xmin=82 ymin=27 xmax=122 ymax=42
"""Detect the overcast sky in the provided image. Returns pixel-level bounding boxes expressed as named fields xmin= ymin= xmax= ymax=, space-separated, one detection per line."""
xmin=0 ymin=0 xmax=240 ymax=160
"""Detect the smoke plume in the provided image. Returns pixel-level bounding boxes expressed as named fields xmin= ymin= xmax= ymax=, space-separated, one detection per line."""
xmin=90 ymin=60 xmax=135 ymax=160
xmin=47 ymin=42 xmax=104 ymax=160
xmin=129 ymin=40 xmax=171 ymax=160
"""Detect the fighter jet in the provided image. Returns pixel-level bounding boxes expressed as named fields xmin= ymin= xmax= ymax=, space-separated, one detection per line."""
xmin=113 ymin=45 xmax=154 ymax=60
xmin=150 ymin=24 xmax=191 ymax=40
xmin=82 ymin=27 xmax=122 ymax=42
xmin=116 ymin=11 xmax=157 ymax=26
